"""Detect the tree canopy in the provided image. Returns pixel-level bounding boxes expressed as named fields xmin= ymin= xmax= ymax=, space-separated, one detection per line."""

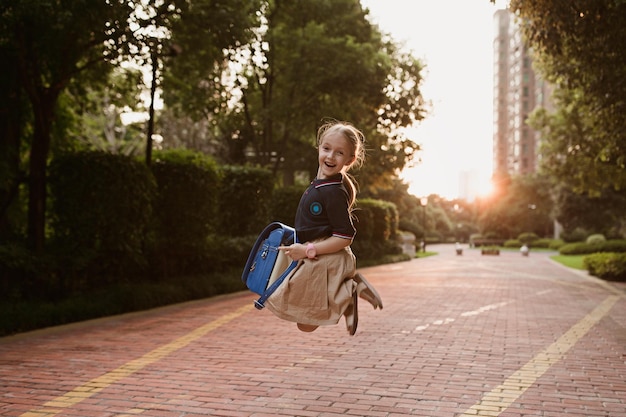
xmin=1 ymin=0 xmax=427 ymax=250
xmin=0 ymin=0 xmax=135 ymax=250
xmin=0 ymin=0 xmax=262 ymax=250
xmin=167 ymin=0 xmax=427 ymax=189
xmin=508 ymin=0 xmax=626 ymax=195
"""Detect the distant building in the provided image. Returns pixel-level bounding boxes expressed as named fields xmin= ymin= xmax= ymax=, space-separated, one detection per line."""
xmin=492 ymin=9 xmax=554 ymax=178
xmin=458 ymin=170 xmax=480 ymax=202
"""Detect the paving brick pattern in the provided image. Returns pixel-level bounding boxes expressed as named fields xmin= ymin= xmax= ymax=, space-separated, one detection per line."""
xmin=1 ymin=244 xmax=625 ymax=417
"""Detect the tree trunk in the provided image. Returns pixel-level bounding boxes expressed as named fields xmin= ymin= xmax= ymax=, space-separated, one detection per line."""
xmin=0 ymin=105 xmax=23 ymax=239
xmin=146 ymin=49 xmax=158 ymax=166
xmin=26 ymin=93 xmax=55 ymax=253
xmin=0 ymin=50 xmax=24 ymax=240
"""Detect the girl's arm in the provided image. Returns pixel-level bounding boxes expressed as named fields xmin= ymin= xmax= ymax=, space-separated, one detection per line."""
xmin=278 ymin=237 xmax=351 ymax=261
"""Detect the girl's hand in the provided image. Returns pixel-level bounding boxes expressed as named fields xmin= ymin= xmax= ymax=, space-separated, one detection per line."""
xmin=278 ymin=243 xmax=305 ymax=260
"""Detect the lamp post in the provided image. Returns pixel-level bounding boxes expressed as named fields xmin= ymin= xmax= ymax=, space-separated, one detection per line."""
xmin=420 ymin=197 xmax=428 ymax=252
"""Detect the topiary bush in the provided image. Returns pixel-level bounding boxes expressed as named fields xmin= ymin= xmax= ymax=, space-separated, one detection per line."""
xmin=149 ymin=149 xmax=221 ymax=277
xmin=504 ymin=239 xmax=522 ymax=248
xmin=217 ymin=165 xmax=274 ymax=236
xmin=561 ymin=227 xmax=588 ymax=243
xmin=268 ymin=185 xmax=302 ymax=226
xmin=518 ymin=232 xmax=539 ymax=245
xmin=560 ymin=239 xmax=626 ymax=255
xmin=351 ymin=199 xmax=401 ymax=260
xmin=583 ymin=253 xmax=626 ymax=282
xmin=49 ymin=151 xmax=156 ymax=286
xmin=586 ymin=234 xmax=606 ymax=245
xmin=532 ymin=238 xmax=555 ymax=249
xmin=549 ymin=239 xmax=565 ymax=250
xmin=354 ymin=198 xmax=397 ymax=242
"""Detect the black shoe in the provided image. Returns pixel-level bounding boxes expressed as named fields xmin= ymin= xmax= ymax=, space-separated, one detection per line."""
xmin=344 ymin=290 xmax=358 ymax=336
xmin=354 ymin=272 xmax=383 ymax=310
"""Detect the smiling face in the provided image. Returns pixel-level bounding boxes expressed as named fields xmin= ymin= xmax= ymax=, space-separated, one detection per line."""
xmin=317 ymin=131 xmax=355 ymax=179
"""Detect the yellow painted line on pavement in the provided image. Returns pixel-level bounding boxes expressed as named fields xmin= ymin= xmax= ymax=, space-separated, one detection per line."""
xmin=459 ymin=294 xmax=620 ymax=417
xmin=20 ymin=304 xmax=254 ymax=417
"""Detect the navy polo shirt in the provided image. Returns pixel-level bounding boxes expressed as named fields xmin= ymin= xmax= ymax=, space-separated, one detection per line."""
xmin=295 ymin=174 xmax=356 ymax=243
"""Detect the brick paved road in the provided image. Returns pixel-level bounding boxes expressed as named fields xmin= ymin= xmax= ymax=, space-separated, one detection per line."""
xmin=1 ymin=244 xmax=625 ymax=417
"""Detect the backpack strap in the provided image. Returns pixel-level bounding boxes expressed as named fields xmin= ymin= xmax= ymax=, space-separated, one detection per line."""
xmin=253 ymin=259 xmax=298 ymax=310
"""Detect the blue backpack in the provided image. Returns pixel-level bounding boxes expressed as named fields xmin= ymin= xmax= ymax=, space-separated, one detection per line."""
xmin=241 ymin=222 xmax=299 ymax=309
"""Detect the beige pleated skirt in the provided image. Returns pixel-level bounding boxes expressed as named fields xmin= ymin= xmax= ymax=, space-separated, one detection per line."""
xmin=265 ymin=246 xmax=357 ymax=326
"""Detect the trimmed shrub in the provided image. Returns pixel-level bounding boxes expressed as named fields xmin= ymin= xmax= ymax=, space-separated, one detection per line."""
xmin=207 ymin=234 xmax=257 ymax=272
xmin=586 ymin=234 xmax=606 ymax=245
xmin=583 ymin=253 xmax=626 ymax=282
xmin=0 ymin=243 xmax=52 ymax=300
xmin=149 ymin=150 xmax=221 ymax=277
xmin=217 ymin=165 xmax=274 ymax=236
xmin=49 ymin=151 xmax=156 ymax=284
xmin=561 ymin=227 xmax=588 ymax=243
xmin=600 ymin=240 xmax=626 ymax=252
xmin=549 ymin=239 xmax=565 ymax=250
xmin=268 ymin=185 xmax=302 ymax=226
xmin=351 ymin=199 xmax=400 ymax=259
xmin=504 ymin=239 xmax=522 ymax=248
xmin=517 ymin=232 xmax=539 ymax=245
xmin=560 ymin=242 xmax=593 ymax=255
xmin=560 ymin=239 xmax=626 ymax=255
xmin=354 ymin=199 xmax=397 ymax=242
xmin=532 ymin=238 xmax=555 ymax=249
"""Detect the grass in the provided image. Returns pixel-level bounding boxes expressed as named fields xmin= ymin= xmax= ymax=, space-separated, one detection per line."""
xmin=550 ymin=254 xmax=586 ymax=270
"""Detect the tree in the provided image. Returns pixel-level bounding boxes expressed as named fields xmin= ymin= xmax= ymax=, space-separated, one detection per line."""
xmin=222 ymin=0 xmax=425 ymax=184
xmin=153 ymin=0 xmax=262 ymax=166
xmin=59 ymin=68 xmax=146 ymax=156
xmin=0 ymin=31 xmax=28 ymax=241
xmin=479 ymin=174 xmax=554 ymax=239
xmin=1 ymin=0 xmax=135 ymax=251
xmin=1 ymin=0 xmax=262 ymax=252
xmin=552 ymin=183 xmax=626 ymax=238
xmin=161 ymin=0 xmax=262 ymax=120
xmin=507 ymin=0 xmax=626 ymax=194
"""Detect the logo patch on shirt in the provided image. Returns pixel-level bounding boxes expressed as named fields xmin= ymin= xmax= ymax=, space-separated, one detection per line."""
xmin=310 ymin=202 xmax=322 ymax=215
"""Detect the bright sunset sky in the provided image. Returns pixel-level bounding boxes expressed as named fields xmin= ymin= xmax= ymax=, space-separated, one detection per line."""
xmin=361 ymin=0 xmax=508 ymax=199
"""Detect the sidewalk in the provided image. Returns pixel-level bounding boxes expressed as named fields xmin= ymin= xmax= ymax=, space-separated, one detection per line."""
xmin=1 ymin=244 xmax=625 ymax=417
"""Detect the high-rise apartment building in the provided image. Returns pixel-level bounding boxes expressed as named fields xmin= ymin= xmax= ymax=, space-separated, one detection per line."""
xmin=492 ymin=10 xmax=553 ymax=178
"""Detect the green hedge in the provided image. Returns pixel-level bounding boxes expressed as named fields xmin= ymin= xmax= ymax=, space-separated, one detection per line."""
xmin=351 ymin=199 xmax=401 ymax=260
xmin=49 ymin=151 xmax=156 ymax=287
xmin=149 ymin=150 xmax=221 ymax=277
xmin=217 ymin=165 xmax=274 ymax=236
xmin=354 ymin=198 xmax=398 ymax=241
xmin=583 ymin=253 xmax=626 ymax=282
xmin=549 ymin=239 xmax=565 ymax=250
xmin=504 ymin=238 xmax=559 ymax=249
xmin=518 ymin=232 xmax=539 ymax=244
xmin=268 ymin=185 xmax=302 ymax=226
xmin=503 ymin=239 xmax=522 ymax=248
xmin=559 ymin=240 xmax=626 ymax=255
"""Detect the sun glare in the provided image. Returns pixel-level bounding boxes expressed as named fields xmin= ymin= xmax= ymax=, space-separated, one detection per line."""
xmin=402 ymin=166 xmax=494 ymax=201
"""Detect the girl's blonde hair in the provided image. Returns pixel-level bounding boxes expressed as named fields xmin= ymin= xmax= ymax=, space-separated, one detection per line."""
xmin=316 ymin=121 xmax=366 ymax=211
